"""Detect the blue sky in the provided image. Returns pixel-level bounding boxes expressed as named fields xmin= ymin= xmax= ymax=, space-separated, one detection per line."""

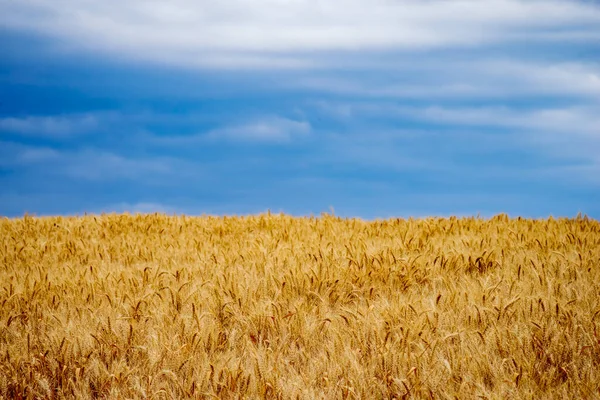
xmin=1 ymin=0 xmax=599 ymax=219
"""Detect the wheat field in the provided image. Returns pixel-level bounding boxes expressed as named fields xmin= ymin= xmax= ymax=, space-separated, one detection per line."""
xmin=1 ymin=213 xmax=599 ymax=399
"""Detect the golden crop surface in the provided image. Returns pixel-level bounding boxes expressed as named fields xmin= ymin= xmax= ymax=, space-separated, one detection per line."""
xmin=1 ymin=214 xmax=599 ymax=399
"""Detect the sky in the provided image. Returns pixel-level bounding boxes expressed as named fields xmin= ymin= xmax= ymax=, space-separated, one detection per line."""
xmin=1 ymin=0 xmax=599 ymax=219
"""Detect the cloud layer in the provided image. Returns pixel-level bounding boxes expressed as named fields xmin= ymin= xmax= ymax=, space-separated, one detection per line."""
xmin=2 ymin=0 xmax=600 ymax=67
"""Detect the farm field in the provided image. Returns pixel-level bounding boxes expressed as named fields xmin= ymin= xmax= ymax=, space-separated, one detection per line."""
xmin=1 ymin=213 xmax=599 ymax=399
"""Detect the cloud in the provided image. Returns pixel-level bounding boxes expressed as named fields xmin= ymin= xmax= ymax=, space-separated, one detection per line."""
xmin=62 ymin=151 xmax=174 ymax=181
xmin=398 ymin=105 xmax=600 ymax=134
xmin=17 ymin=146 xmax=61 ymax=163
xmin=204 ymin=116 xmax=311 ymax=143
xmin=1 ymin=0 xmax=599 ymax=68
xmin=312 ymin=100 xmax=600 ymax=135
xmin=310 ymin=100 xmax=600 ymax=180
xmin=0 ymin=114 xmax=101 ymax=137
xmin=300 ymin=60 xmax=600 ymax=100
xmin=95 ymin=202 xmax=181 ymax=214
xmin=483 ymin=60 xmax=600 ymax=98
xmin=0 ymin=141 xmax=185 ymax=182
xmin=0 ymin=141 xmax=62 ymax=166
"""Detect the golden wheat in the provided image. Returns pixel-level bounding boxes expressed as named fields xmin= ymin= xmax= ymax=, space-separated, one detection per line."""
xmin=1 ymin=213 xmax=599 ymax=399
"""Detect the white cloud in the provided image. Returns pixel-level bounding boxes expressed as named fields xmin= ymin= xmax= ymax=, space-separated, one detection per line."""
xmin=63 ymin=151 xmax=174 ymax=181
xmin=305 ymin=101 xmax=600 ymax=186
xmin=312 ymin=100 xmax=600 ymax=136
xmin=137 ymin=115 xmax=311 ymax=145
xmin=96 ymin=202 xmax=181 ymax=214
xmin=0 ymin=141 xmax=185 ymax=182
xmin=1 ymin=0 xmax=599 ymax=68
xmin=0 ymin=141 xmax=60 ymax=166
xmin=473 ymin=60 xmax=600 ymax=98
xmin=17 ymin=147 xmax=61 ymax=163
xmin=299 ymin=60 xmax=600 ymax=99
xmin=205 ymin=116 xmax=311 ymax=143
xmin=396 ymin=105 xmax=600 ymax=136
xmin=0 ymin=114 xmax=100 ymax=137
